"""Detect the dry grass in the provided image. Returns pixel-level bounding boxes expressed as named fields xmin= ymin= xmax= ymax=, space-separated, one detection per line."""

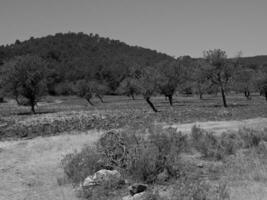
xmin=0 ymin=130 xmax=102 ymax=200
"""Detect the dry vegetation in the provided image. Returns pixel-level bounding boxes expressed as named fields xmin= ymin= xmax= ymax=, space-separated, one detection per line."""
xmin=0 ymin=94 xmax=267 ymax=200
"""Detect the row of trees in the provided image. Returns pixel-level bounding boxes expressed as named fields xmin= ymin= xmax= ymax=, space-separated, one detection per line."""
xmin=1 ymin=49 xmax=267 ymax=113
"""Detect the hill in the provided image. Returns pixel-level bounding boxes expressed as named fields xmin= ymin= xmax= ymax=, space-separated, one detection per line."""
xmin=239 ymin=55 xmax=267 ymax=66
xmin=0 ymin=32 xmax=174 ymax=93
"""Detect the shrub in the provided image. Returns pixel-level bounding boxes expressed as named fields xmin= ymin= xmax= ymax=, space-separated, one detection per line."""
xmin=61 ymin=146 xmax=101 ymax=185
xmin=191 ymin=127 xmax=241 ymax=160
xmin=238 ymin=128 xmax=267 ymax=148
xmin=62 ymin=127 xmax=188 ymax=186
xmin=124 ymin=128 xmax=188 ymax=183
xmin=220 ymin=132 xmax=243 ymax=155
xmin=191 ymin=125 xmax=204 ymax=147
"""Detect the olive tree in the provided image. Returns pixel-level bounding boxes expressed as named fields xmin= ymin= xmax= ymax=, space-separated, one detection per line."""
xmin=75 ymin=80 xmax=109 ymax=105
xmin=5 ymin=55 xmax=47 ymax=113
xmin=117 ymin=77 xmax=140 ymax=100
xmin=137 ymin=66 xmax=161 ymax=112
xmin=232 ymin=67 xmax=255 ymax=100
xmin=157 ymin=60 xmax=183 ymax=106
xmin=203 ymin=49 xmax=234 ymax=107
xmin=75 ymin=80 xmax=94 ymax=105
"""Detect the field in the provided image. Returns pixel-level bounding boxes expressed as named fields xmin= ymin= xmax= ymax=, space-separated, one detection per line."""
xmin=0 ymin=94 xmax=267 ymax=200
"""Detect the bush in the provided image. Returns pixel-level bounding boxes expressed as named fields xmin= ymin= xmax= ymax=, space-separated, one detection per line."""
xmin=191 ymin=126 xmax=241 ymax=160
xmin=238 ymin=128 xmax=267 ymax=148
xmin=62 ymin=128 xmax=188 ymax=186
xmin=220 ymin=132 xmax=243 ymax=155
xmin=124 ymin=128 xmax=188 ymax=183
xmin=61 ymin=146 xmax=101 ymax=185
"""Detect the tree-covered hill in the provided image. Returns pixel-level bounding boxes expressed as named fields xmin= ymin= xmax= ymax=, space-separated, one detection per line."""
xmin=0 ymin=32 xmax=174 ymax=93
xmin=239 ymin=55 xmax=267 ymax=66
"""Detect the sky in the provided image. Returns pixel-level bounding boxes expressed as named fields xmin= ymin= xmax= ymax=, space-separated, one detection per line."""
xmin=0 ymin=0 xmax=267 ymax=57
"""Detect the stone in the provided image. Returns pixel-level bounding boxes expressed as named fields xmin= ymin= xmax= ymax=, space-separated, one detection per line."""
xmin=197 ymin=162 xmax=204 ymax=168
xmin=83 ymin=169 xmax=122 ymax=187
xmin=122 ymin=192 xmax=151 ymax=200
xmin=128 ymin=183 xmax=148 ymax=196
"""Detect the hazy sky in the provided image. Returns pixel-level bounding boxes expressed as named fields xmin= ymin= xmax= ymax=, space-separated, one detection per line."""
xmin=1 ymin=0 xmax=267 ymax=57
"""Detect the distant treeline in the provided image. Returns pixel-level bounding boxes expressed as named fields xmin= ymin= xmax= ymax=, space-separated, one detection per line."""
xmin=0 ymin=32 xmax=266 ymax=113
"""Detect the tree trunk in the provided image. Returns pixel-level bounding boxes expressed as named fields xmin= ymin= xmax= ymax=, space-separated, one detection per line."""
xmin=220 ymin=86 xmax=227 ymax=107
xmin=145 ymin=97 xmax=158 ymax=112
xmin=86 ymin=98 xmax=94 ymax=106
xmin=167 ymin=95 xmax=173 ymax=106
xmin=199 ymin=93 xmax=203 ymax=100
xmin=31 ymin=103 xmax=36 ymax=114
xmin=96 ymin=94 xmax=104 ymax=103
xmin=131 ymin=94 xmax=135 ymax=100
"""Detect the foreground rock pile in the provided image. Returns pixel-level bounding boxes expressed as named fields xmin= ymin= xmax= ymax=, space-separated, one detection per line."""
xmin=79 ymin=169 xmax=156 ymax=200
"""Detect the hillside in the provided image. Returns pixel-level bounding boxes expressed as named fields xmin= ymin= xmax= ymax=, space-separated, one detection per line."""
xmin=239 ymin=55 xmax=267 ymax=66
xmin=0 ymin=32 xmax=174 ymax=92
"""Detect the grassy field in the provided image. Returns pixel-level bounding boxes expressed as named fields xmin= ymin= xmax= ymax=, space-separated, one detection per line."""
xmin=0 ymin=94 xmax=267 ymax=200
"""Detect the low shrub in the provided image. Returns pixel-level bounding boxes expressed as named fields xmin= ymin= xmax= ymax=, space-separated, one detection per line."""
xmin=238 ymin=128 xmax=267 ymax=148
xmin=191 ymin=126 xmax=242 ymax=160
xmin=62 ymin=127 xmax=188 ymax=186
xmin=124 ymin=128 xmax=188 ymax=183
xmin=220 ymin=132 xmax=243 ymax=155
xmin=61 ymin=146 xmax=101 ymax=185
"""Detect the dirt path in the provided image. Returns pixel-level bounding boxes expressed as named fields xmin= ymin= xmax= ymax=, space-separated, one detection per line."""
xmin=165 ymin=117 xmax=267 ymax=134
xmin=0 ymin=130 xmax=101 ymax=200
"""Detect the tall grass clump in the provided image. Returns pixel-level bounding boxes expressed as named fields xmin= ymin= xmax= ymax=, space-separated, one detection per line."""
xmin=238 ymin=128 xmax=267 ymax=148
xmin=61 ymin=146 xmax=101 ymax=185
xmin=190 ymin=126 xmax=242 ymax=160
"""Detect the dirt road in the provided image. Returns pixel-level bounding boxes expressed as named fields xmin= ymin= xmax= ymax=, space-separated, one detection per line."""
xmin=166 ymin=117 xmax=267 ymax=134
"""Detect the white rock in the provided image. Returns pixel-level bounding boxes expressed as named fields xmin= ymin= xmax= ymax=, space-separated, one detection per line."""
xmin=122 ymin=192 xmax=149 ymax=200
xmin=83 ymin=169 xmax=122 ymax=187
